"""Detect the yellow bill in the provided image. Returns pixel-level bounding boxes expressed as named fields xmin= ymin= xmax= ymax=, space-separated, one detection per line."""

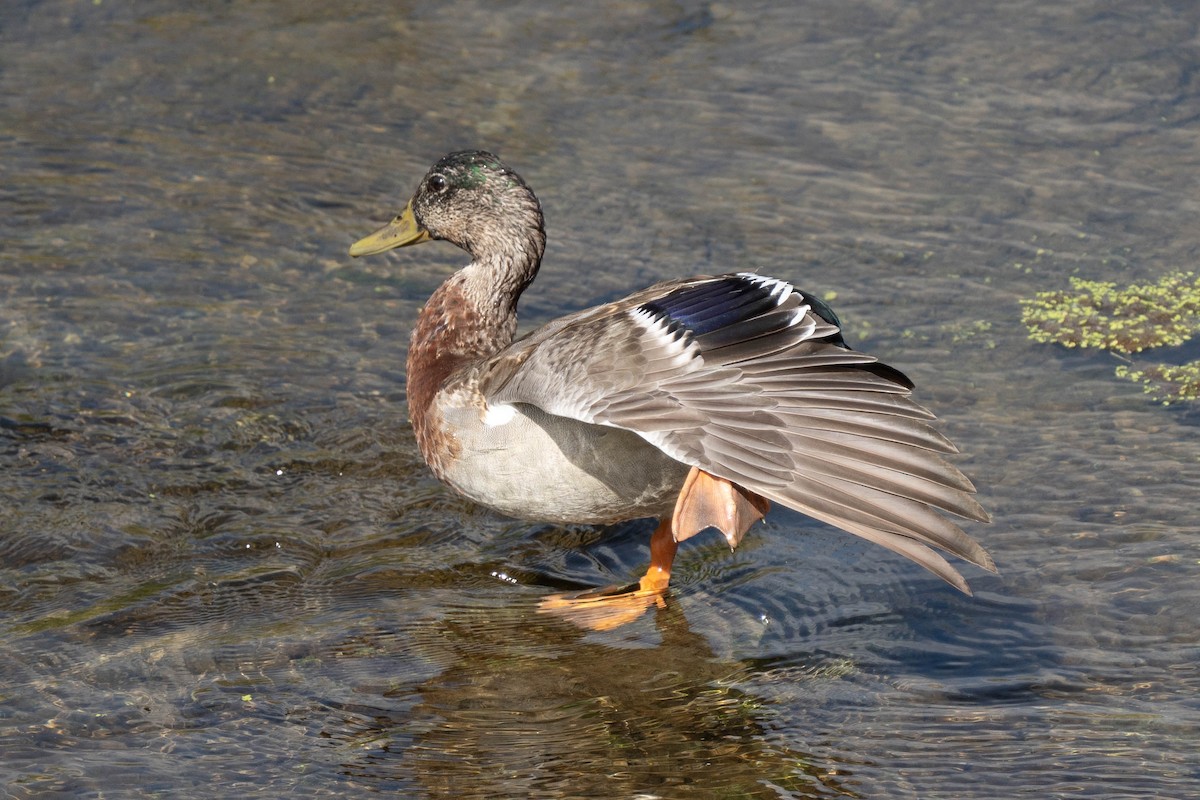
xmin=349 ymin=201 xmax=432 ymax=257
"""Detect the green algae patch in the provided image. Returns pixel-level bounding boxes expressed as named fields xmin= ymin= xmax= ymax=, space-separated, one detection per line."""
xmin=1020 ymin=272 xmax=1200 ymax=404
xmin=1021 ymin=273 xmax=1200 ymax=353
xmin=1115 ymin=362 xmax=1200 ymax=404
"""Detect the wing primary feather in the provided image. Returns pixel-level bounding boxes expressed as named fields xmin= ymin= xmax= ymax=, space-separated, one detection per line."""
xmin=776 ymin=409 xmax=958 ymax=452
xmin=475 ymin=269 xmax=991 ymax=590
xmin=778 ymin=476 xmax=995 ymax=570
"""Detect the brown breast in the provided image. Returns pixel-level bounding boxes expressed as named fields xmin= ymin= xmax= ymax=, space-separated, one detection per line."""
xmin=405 ymin=276 xmax=513 ymax=479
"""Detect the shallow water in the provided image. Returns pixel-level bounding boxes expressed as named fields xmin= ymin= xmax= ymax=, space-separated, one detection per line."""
xmin=3 ymin=1 xmax=1199 ymax=797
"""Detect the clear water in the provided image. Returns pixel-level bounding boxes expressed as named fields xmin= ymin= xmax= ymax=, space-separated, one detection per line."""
xmin=2 ymin=1 xmax=1198 ymax=797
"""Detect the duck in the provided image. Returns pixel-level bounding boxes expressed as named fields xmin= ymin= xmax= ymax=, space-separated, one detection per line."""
xmin=350 ymin=150 xmax=994 ymax=628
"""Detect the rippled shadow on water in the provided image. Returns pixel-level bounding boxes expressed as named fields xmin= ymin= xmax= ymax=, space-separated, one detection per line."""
xmin=1 ymin=541 xmax=853 ymax=797
xmin=327 ymin=603 xmax=855 ymax=798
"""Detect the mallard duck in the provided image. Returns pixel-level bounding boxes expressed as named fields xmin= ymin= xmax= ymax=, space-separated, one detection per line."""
xmin=350 ymin=150 xmax=993 ymax=627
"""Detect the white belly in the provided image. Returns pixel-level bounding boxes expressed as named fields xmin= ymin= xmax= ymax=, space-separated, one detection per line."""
xmin=436 ymin=399 xmax=689 ymax=524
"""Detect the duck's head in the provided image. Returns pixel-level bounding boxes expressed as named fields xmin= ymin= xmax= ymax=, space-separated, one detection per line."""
xmin=349 ymin=150 xmax=545 ymax=264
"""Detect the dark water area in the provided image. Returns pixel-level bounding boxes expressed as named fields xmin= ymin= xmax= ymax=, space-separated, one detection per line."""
xmin=2 ymin=1 xmax=1199 ymax=797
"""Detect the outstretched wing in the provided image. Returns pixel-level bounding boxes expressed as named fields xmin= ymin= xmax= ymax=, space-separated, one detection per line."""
xmin=481 ymin=272 xmax=993 ymax=591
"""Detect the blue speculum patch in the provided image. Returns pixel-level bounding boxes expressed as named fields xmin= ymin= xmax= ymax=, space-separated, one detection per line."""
xmin=641 ymin=276 xmax=782 ymax=335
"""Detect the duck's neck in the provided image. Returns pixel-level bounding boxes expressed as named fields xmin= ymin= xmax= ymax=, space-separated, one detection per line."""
xmin=406 ymin=244 xmax=543 ymax=445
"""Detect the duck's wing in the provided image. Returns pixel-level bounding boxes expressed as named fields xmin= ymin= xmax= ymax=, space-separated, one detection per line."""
xmin=481 ymin=272 xmax=993 ymax=592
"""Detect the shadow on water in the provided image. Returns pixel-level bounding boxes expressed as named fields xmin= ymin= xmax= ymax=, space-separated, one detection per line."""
xmin=326 ymin=603 xmax=851 ymax=799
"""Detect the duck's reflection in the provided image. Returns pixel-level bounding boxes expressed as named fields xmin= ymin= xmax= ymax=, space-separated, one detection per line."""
xmin=337 ymin=596 xmax=855 ymax=799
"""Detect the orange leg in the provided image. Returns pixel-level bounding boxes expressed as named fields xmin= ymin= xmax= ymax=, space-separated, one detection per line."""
xmin=538 ymin=469 xmax=768 ymax=630
xmin=638 ymin=517 xmax=678 ymax=594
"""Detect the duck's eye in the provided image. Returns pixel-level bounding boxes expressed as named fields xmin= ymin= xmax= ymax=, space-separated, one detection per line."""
xmin=427 ymin=174 xmax=448 ymax=193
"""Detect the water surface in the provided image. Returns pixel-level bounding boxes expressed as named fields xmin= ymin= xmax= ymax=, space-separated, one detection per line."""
xmin=2 ymin=1 xmax=1199 ymax=797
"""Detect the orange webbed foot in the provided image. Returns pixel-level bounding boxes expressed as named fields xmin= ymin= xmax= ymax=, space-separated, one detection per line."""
xmin=538 ymin=583 xmax=669 ymax=631
xmin=538 ymin=518 xmax=678 ymax=631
